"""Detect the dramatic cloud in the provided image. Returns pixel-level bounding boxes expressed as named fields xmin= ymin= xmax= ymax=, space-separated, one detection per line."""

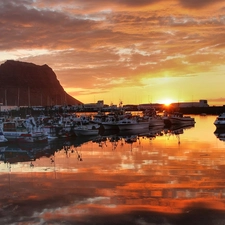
xmin=179 ymin=0 xmax=221 ymax=8
xmin=0 ymin=0 xmax=224 ymax=104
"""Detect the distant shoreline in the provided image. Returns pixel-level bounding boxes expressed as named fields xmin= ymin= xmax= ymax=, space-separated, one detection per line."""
xmin=175 ymin=106 xmax=225 ymax=115
xmin=0 ymin=105 xmax=224 ymax=118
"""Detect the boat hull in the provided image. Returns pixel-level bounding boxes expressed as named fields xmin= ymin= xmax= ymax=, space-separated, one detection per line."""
xmin=17 ymin=132 xmax=48 ymax=143
xmin=74 ymin=129 xmax=99 ymax=136
xmin=169 ymin=118 xmax=195 ymax=125
xmin=74 ymin=124 xmax=100 ymax=136
xmin=164 ymin=117 xmax=195 ymax=126
xmin=4 ymin=131 xmax=48 ymax=143
xmin=117 ymin=122 xmax=150 ymax=131
xmin=101 ymin=122 xmax=119 ymax=130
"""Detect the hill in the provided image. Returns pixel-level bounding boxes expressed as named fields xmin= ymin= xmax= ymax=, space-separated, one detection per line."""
xmin=0 ymin=60 xmax=82 ymax=106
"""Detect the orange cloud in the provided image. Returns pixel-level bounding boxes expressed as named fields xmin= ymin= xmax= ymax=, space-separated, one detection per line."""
xmin=0 ymin=0 xmax=225 ymax=104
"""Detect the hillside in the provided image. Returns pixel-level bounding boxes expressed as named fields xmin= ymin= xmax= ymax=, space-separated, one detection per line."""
xmin=0 ymin=60 xmax=82 ymax=106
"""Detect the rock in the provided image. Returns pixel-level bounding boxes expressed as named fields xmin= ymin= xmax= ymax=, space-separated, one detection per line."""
xmin=0 ymin=60 xmax=82 ymax=106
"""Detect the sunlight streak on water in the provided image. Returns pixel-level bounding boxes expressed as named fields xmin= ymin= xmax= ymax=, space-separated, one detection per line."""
xmin=1 ymin=115 xmax=225 ymax=224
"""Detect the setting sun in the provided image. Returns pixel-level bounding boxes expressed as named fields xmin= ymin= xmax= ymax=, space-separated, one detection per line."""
xmin=159 ymin=99 xmax=174 ymax=106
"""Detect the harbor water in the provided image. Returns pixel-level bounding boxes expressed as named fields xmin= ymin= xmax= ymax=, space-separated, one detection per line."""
xmin=1 ymin=115 xmax=225 ymax=225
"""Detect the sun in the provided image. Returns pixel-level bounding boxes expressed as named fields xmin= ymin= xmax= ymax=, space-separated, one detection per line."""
xmin=160 ymin=98 xmax=174 ymax=106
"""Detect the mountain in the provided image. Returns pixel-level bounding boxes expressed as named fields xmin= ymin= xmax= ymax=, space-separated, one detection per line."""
xmin=0 ymin=60 xmax=82 ymax=106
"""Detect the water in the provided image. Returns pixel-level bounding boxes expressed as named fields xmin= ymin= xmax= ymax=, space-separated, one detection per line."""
xmin=1 ymin=115 xmax=225 ymax=225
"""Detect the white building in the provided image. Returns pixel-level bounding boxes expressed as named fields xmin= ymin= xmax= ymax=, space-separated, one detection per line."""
xmin=83 ymin=100 xmax=104 ymax=110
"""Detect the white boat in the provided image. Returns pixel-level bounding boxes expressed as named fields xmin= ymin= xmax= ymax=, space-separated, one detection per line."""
xmin=74 ymin=124 xmax=100 ymax=136
xmin=117 ymin=117 xmax=150 ymax=131
xmin=41 ymin=125 xmax=62 ymax=140
xmin=163 ymin=112 xmax=195 ymax=126
xmin=17 ymin=132 xmax=48 ymax=143
xmin=214 ymin=113 xmax=225 ymax=129
xmin=142 ymin=108 xmax=165 ymax=127
xmin=101 ymin=115 xmax=119 ymax=130
xmin=2 ymin=121 xmax=48 ymax=143
xmin=92 ymin=112 xmax=107 ymax=124
xmin=101 ymin=112 xmax=133 ymax=130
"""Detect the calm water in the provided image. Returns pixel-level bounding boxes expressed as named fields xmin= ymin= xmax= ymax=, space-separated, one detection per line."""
xmin=1 ymin=115 xmax=225 ymax=225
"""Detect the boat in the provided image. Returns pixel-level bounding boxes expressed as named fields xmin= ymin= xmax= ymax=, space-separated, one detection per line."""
xmin=41 ymin=125 xmax=62 ymax=140
xmin=143 ymin=108 xmax=164 ymax=127
xmin=100 ymin=111 xmax=128 ymax=130
xmin=92 ymin=112 xmax=107 ymax=124
xmin=74 ymin=124 xmax=100 ymax=136
xmin=214 ymin=113 xmax=225 ymax=129
xmin=101 ymin=115 xmax=119 ymax=130
xmin=17 ymin=132 xmax=48 ymax=143
xmin=117 ymin=117 xmax=150 ymax=131
xmin=163 ymin=112 xmax=195 ymax=126
xmin=2 ymin=120 xmax=48 ymax=143
xmin=0 ymin=128 xmax=8 ymax=145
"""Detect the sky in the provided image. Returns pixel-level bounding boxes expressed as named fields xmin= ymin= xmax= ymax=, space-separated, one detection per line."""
xmin=0 ymin=0 xmax=225 ymax=106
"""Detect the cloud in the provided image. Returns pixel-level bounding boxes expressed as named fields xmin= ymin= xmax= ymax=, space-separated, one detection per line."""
xmin=0 ymin=0 xmax=225 ymax=103
xmin=179 ymin=0 xmax=221 ymax=8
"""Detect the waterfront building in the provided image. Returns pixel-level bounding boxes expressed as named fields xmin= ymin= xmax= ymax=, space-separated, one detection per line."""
xmin=170 ymin=100 xmax=209 ymax=108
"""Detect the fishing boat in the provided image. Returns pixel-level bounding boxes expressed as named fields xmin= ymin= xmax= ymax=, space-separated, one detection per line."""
xmin=2 ymin=121 xmax=48 ymax=143
xmin=17 ymin=132 xmax=48 ymax=143
xmin=143 ymin=108 xmax=164 ymax=127
xmin=117 ymin=117 xmax=150 ymax=131
xmin=74 ymin=124 xmax=100 ymax=136
xmin=163 ymin=112 xmax=195 ymax=126
xmin=101 ymin=115 xmax=119 ymax=130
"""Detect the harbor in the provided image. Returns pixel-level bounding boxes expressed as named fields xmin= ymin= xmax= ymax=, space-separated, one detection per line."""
xmin=0 ymin=115 xmax=225 ymax=224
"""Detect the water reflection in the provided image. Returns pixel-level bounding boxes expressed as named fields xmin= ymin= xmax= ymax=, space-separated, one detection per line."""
xmin=0 ymin=143 xmax=55 ymax=164
xmin=1 ymin=116 xmax=225 ymax=225
xmin=214 ymin=128 xmax=225 ymax=142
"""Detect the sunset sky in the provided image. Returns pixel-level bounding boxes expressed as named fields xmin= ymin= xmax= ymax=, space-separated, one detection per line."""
xmin=0 ymin=0 xmax=225 ymax=106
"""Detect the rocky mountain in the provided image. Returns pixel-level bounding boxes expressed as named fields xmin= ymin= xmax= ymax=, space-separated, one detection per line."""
xmin=0 ymin=60 xmax=82 ymax=106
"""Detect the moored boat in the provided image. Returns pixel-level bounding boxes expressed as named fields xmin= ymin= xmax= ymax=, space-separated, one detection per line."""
xmin=17 ymin=132 xmax=48 ymax=143
xmin=2 ymin=121 xmax=48 ymax=143
xmin=163 ymin=112 xmax=195 ymax=126
xmin=74 ymin=124 xmax=100 ymax=136
xmin=101 ymin=115 xmax=119 ymax=130
xmin=117 ymin=117 xmax=150 ymax=131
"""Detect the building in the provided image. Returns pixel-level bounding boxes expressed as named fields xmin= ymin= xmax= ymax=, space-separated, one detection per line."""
xmin=170 ymin=100 xmax=209 ymax=108
xmin=83 ymin=100 xmax=104 ymax=111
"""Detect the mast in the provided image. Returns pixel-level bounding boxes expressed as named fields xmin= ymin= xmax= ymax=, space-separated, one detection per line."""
xmin=5 ymin=89 xmax=7 ymax=106
xmin=28 ymin=86 xmax=31 ymax=107
xmin=17 ymin=87 xmax=20 ymax=106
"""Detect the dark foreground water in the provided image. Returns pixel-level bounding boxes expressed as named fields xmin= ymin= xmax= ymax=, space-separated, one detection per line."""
xmin=1 ymin=115 xmax=225 ymax=225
